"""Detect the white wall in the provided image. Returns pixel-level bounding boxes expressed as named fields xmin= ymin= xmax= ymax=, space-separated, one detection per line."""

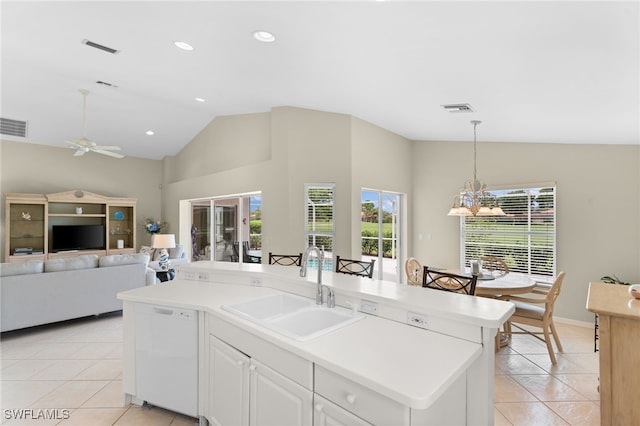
xmin=412 ymin=140 xmax=640 ymax=322
xmin=0 ymin=139 xmax=163 ymax=257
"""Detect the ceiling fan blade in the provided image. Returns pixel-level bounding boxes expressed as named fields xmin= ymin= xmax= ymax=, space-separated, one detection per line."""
xmin=65 ymin=140 xmax=83 ymax=148
xmin=73 ymin=149 xmax=87 ymax=157
xmin=93 ymin=149 xmax=124 ymax=159
xmin=92 ymin=145 xmax=121 ymax=151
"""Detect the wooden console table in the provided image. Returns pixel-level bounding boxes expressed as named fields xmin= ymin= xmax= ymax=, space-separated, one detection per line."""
xmin=586 ymin=282 xmax=640 ymax=426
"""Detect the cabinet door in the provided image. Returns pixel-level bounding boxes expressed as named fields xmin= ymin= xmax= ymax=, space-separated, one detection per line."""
xmin=209 ymin=336 xmax=250 ymax=426
xmin=313 ymin=395 xmax=372 ymax=426
xmin=250 ymin=358 xmax=313 ymax=426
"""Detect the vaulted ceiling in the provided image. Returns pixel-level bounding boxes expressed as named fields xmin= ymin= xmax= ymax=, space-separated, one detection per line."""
xmin=1 ymin=1 xmax=638 ymax=160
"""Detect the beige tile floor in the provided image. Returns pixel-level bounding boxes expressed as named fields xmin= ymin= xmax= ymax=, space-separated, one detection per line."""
xmin=1 ymin=312 xmax=599 ymax=425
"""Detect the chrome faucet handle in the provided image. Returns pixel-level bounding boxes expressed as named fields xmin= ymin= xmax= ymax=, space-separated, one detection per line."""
xmin=326 ymin=287 xmax=335 ymax=308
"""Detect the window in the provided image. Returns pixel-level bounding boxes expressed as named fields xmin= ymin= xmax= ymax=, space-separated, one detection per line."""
xmin=461 ymin=186 xmax=556 ymax=279
xmin=305 ymin=184 xmax=335 ymax=262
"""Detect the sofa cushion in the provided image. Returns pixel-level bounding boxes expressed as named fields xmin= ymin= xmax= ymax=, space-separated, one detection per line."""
xmin=100 ymin=253 xmax=150 ymax=267
xmin=0 ymin=261 xmax=45 ymax=277
xmin=169 ymin=244 xmax=185 ymax=260
xmin=45 ymin=255 xmax=99 ymax=272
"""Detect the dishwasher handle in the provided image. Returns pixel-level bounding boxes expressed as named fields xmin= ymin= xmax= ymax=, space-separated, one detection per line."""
xmin=152 ymin=307 xmax=175 ymax=316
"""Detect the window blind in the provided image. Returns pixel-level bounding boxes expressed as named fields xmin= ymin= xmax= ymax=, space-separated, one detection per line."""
xmin=461 ymin=186 xmax=556 ymax=278
xmin=305 ymin=184 xmax=335 ymax=254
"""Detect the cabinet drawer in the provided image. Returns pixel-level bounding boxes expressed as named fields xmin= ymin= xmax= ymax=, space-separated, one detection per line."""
xmin=315 ymin=366 xmax=409 ymax=426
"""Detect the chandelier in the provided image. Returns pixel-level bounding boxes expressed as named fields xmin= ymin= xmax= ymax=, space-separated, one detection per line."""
xmin=448 ymin=120 xmax=505 ymax=217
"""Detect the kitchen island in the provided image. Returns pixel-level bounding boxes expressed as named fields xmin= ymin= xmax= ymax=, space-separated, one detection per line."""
xmin=118 ymin=261 xmax=514 ymax=426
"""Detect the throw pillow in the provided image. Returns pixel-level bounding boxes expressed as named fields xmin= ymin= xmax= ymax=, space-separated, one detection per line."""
xmin=169 ymin=244 xmax=184 ymax=260
xmin=139 ymin=245 xmax=157 ymax=260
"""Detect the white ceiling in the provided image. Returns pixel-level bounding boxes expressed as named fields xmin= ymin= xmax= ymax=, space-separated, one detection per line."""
xmin=1 ymin=1 xmax=638 ymax=160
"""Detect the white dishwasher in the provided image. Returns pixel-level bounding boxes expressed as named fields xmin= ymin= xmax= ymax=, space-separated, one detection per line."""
xmin=135 ymin=303 xmax=198 ymax=417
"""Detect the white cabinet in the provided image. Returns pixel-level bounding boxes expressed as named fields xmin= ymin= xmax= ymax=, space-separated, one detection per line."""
xmin=209 ymin=336 xmax=250 ymax=425
xmin=314 ymin=365 xmax=409 ymax=425
xmin=313 ymin=394 xmax=372 ymax=426
xmin=208 ymin=334 xmax=313 ymax=426
xmin=250 ymin=358 xmax=313 ymax=426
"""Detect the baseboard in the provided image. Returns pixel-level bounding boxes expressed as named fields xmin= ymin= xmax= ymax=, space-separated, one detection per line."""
xmin=554 ymin=316 xmax=594 ymax=328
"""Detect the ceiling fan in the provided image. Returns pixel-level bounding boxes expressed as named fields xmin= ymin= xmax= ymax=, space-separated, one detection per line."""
xmin=65 ymin=89 xmax=124 ymax=159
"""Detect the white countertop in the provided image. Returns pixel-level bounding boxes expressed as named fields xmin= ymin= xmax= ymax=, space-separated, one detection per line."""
xmin=118 ymin=262 xmax=514 ymax=410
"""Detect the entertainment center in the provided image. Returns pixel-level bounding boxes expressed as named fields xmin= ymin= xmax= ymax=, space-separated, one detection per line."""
xmin=4 ymin=190 xmax=137 ymax=263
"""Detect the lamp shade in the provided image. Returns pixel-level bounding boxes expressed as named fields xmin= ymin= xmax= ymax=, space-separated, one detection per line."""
xmin=151 ymin=234 xmax=176 ymax=249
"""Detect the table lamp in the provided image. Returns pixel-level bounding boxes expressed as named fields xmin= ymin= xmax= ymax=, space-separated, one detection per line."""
xmin=151 ymin=234 xmax=176 ymax=271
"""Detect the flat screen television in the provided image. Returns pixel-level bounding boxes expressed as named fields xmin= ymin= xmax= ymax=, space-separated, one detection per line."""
xmin=51 ymin=224 xmax=106 ymax=252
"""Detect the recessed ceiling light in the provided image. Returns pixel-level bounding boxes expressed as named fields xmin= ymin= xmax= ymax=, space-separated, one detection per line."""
xmin=146 ymin=130 xmax=154 ymax=136
xmin=195 ymin=97 xmax=205 ymax=103
xmin=174 ymin=41 xmax=194 ymax=51
xmin=253 ymin=30 xmax=275 ymax=43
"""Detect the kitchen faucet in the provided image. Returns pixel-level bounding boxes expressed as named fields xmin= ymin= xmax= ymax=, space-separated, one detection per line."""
xmin=300 ymin=246 xmax=335 ymax=307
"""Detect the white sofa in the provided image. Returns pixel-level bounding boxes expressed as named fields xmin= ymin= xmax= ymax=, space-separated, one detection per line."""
xmin=0 ymin=253 xmax=155 ymax=332
xmin=140 ymin=243 xmax=189 ymax=274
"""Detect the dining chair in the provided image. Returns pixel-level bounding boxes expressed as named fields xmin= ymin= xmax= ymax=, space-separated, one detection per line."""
xmin=422 ymin=267 xmax=478 ymax=295
xmin=481 ymin=256 xmax=509 ymax=277
xmin=335 ymin=256 xmax=375 ymax=278
xmin=405 ymin=257 xmax=423 ymax=286
xmin=268 ymin=253 xmax=303 ymax=266
xmin=240 ymin=241 xmax=261 ymax=263
xmin=503 ymin=271 xmax=566 ymax=364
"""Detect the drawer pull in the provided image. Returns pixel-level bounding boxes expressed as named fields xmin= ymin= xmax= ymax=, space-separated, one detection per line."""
xmin=346 ymin=393 xmax=357 ymax=404
xmin=315 ymin=403 xmax=324 ymax=412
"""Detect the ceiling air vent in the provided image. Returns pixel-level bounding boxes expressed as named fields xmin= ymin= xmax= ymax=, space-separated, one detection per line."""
xmin=96 ymin=80 xmax=118 ymax=88
xmin=442 ymin=103 xmax=475 ymax=113
xmin=81 ymin=39 xmax=120 ymax=54
xmin=0 ymin=118 xmax=28 ymax=137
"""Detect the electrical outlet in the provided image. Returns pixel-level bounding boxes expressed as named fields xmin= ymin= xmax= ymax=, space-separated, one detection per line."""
xmin=360 ymin=300 xmax=378 ymax=315
xmin=183 ymin=272 xmax=195 ymax=280
xmin=249 ymin=276 xmax=263 ymax=286
xmin=407 ymin=312 xmax=428 ymax=329
xmin=198 ymin=273 xmax=209 ymax=281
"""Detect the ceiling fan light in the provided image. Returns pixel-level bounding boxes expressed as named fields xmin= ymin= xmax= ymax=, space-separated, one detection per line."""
xmin=174 ymin=41 xmax=194 ymax=51
xmin=253 ymin=30 xmax=275 ymax=43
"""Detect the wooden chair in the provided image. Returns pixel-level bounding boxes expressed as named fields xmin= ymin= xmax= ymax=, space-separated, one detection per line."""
xmin=481 ymin=256 xmax=509 ymax=278
xmin=268 ymin=253 xmax=303 ymax=266
xmin=405 ymin=257 xmax=423 ymax=286
xmin=503 ymin=272 xmax=566 ymax=364
xmin=422 ymin=267 xmax=478 ymax=295
xmin=335 ymin=256 xmax=375 ymax=278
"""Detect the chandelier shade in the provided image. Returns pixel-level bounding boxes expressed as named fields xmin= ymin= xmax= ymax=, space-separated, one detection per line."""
xmin=448 ymin=120 xmax=505 ymax=217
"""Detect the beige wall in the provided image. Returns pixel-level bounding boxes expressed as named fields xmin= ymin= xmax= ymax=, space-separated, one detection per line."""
xmin=161 ymin=106 xmax=412 ymax=266
xmin=0 ymin=140 xmax=163 ymax=258
xmin=412 ymin=140 xmax=640 ymax=322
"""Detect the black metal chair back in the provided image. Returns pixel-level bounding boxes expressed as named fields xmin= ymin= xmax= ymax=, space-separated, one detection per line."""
xmin=422 ymin=267 xmax=478 ymax=295
xmin=268 ymin=253 xmax=303 ymax=266
xmin=335 ymin=256 xmax=375 ymax=278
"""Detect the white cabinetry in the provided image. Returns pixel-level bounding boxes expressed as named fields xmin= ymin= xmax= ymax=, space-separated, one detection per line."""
xmin=313 ymin=395 xmax=372 ymax=426
xmin=250 ymin=358 xmax=313 ymax=425
xmin=209 ymin=336 xmax=250 ymax=425
xmin=208 ymin=321 xmax=313 ymax=426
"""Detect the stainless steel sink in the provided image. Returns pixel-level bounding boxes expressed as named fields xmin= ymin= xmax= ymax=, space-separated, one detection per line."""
xmin=221 ymin=293 xmax=364 ymax=341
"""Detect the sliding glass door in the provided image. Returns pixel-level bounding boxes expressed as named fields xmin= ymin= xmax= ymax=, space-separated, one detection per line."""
xmin=190 ymin=193 xmax=261 ymax=263
xmin=361 ymin=189 xmax=401 ymax=282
